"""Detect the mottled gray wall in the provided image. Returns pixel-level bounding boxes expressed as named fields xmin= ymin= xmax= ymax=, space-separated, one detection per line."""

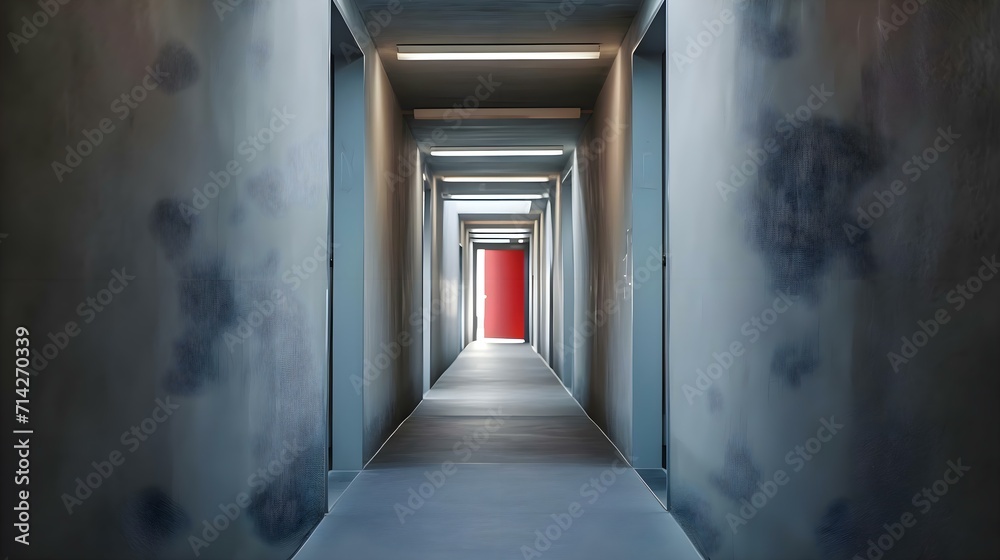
xmin=363 ymin=52 xmax=422 ymax=463
xmin=1 ymin=1 xmax=330 ymax=558
xmin=568 ymin=0 xmax=662 ymax=463
xmin=572 ymin=35 xmax=634 ymax=458
xmin=667 ymin=1 xmax=1000 ymax=559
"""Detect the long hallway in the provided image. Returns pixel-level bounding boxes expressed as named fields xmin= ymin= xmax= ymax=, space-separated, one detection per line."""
xmin=296 ymin=342 xmax=699 ymax=559
xmin=3 ymin=0 xmax=999 ymax=558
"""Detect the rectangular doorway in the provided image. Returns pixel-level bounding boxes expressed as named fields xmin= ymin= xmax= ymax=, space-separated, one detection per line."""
xmin=482 ymin=249 xmax=526 ymax=340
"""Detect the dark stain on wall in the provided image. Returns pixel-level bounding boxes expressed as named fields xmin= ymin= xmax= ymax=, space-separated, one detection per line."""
xmin=149 ymin=198 xmax=195 ymax=260
xmin=150 ymin=203 xmax=246 ymax=396
xmin=165 ymin=259 xmax=238 ymax=395
xmin=749 ymin=116 xmax=884 ymax=297
xmin=771 ymin=338 xmax=819 ymax=388
xmin=247 ymin=440 xmax=325 ymax=543
xmin=712 ymin=439 xmax=763 ymax=502
xmin=167 ymin=329 xmax=217 ymax=395
xmin=741 ymin=0 xmax=797 ymax=59
xmin=671 ymin=491 xmax=722 ymax=556
xmin=121 ymin=487 xmax=191 ymax=555
xmin=154 ymin=42 xmax=201 ymax=94
xmin=178 ymin=261 xmax=237 ymax=325
xmin=815 ymin=498 xmax=855 ymax=560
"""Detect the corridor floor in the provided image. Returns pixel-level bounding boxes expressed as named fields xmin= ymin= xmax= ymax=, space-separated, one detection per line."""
xmin=294 ymin=341 xmax=701 ymax=560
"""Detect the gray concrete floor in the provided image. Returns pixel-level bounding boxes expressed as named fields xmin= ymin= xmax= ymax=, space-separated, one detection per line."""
xmin=295 ymin=341 xmax=702 ymax=560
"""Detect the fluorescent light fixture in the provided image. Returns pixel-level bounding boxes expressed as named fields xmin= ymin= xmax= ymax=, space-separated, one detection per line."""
xmin=470 ymin=228 xmax=531 ymax=234
xmin=474 ymin=239 xmax=514 ymax=244
xmin=398 ymin=44 xmax=600 ymax=61
xmin=472 ymin=233 xmax=531 ymax=238
xmin=442 ymin=176 xmax=550 ymax=183
xmin=431 ymin=147 xmax=564 ymax=157
xmin=448 ymin=194 xmax=545 ymax=200
xmin=414 ymin=108 xmax=581 ymax=120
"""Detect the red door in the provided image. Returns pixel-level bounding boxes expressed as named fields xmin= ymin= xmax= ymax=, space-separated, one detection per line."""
xmin=483 ymin=249 xmax=525 ymax=339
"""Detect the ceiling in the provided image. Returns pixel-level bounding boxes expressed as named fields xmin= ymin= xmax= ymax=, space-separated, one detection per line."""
xmin=350 ymin=0 xmax=645 ymax=177
xmin=351 ymin=0 xmax=645 ymax=109
xmin=411 ymin=118 xmax=587 ymax=175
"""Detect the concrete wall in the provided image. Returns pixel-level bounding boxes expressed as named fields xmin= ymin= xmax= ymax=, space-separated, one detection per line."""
xmin=552 ymin=172 xmax=574 ymax=386
xmin=568 ymin=0 xmax=662 ymax=463
xmin=362 ymin=53 xmax=423 ymax=463
xmin=0 ymin=1 xmax=329 ymax=558
xmin=432 ymin=199 xmax=462 ymax=385
xmin=572 ymin=39 xmax=633 ymax=457
xmin=667 ymin=1 xmax=1000 ymax=559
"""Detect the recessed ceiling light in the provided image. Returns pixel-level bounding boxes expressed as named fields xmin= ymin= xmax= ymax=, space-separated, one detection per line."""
xmin=397 ymin=44 xmax=600 ymax=61
xmin=441 ymin=176 xmax=550 ymax=183
xmin=431 ymin=147 xmax=564 ymax=157
xmin=470 ymin=235 xmax=528 ymax=241
xmin=469 ymin=228 xmax=531 ymax=234
xmin=448 ymin=194 xmax=545 ymax=200
xmin=413 ymin=108 xmax=581 ymax=120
